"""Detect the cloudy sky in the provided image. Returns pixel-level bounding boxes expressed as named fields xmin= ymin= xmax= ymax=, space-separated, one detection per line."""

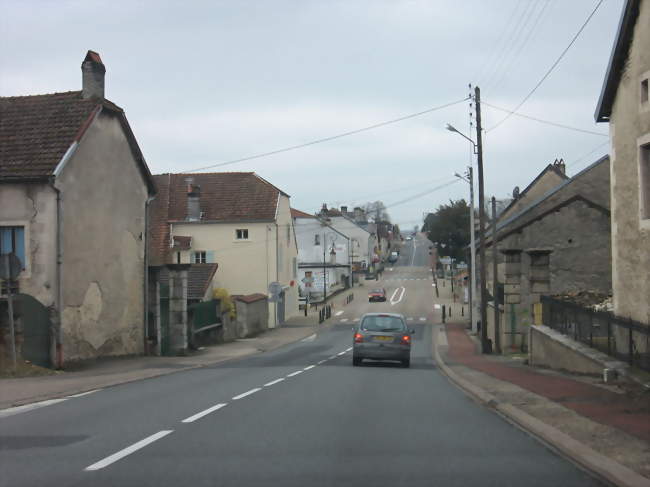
xmin=0 ymin=0 xmax=622 ymax=229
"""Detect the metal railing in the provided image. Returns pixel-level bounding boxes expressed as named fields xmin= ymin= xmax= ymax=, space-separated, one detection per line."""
xmin=540 ymin=296 xmax=650 ymax=372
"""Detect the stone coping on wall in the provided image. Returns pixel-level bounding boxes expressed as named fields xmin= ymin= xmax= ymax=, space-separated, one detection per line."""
xmin=531 ymin=324 xmax=629 ymax=376
xmin=232 ymin=293 xmax=268 ymax=304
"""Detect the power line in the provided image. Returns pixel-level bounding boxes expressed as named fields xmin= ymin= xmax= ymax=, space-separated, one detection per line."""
xmin=566 ymin=141 xmax=610 ymax=169
xmin=385 ymin=179 xmax=462 ymax=209
xmin=184 ymin=97 xmax=469 ymax=173
xmin=482 ymin=101 xmax=608 ymax=136
xmin=486 ymin=0 xmax=605 ymax=133
xmin=489 ymin=0 xmax=552 ymax=93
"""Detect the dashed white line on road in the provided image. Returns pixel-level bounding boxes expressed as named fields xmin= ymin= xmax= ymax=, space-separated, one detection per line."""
xmin=337 ymin=351 xmax=346 ymax=356
xmin=419 ymin=317 xmax=426 ymax=321
xmin=0 ymin=398 xmax=68 ymax=419
xmin=345 ymin=347 xmax=353 ymax=352
xmin=317 ymin=359 xmax=327 ymax=365
xmin=407 ymin=317 xmax=414 ymax=321
xmin=335 ymin=310 xmax=344 ymax=316
xmin=232 ymin=388 xmax=261 ymax=400
xmin=287 ymin=370 xmax=303 ymax=377
xmin=264 ymin=378 xmax=285 ymax=387
xmin=341 ymin=318 xmax=348 ymax=322
xmin=85 ymin=430 xmax=174 ymax=471
xmin=182 ymin=403 xmax=227 ymax=423
xmin=353 ymin=318 xmax=360 ymax=322
xmin=434 ymin=304 xmax=441 ymax=309
xmin=329 ymin=355 xmax=338 ymax=360
xmin=303 ymin=365 xmax=316 ymax=371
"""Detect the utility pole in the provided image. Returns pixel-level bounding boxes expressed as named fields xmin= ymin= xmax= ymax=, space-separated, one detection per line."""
xmin=475 ymin=86 xmax=489 ymax=354
xmin=491 ymin=197 xmax=501 ymax=354
xmin=322 ymin=232 xmax=327 ymax=303
xmin=468 ymin=167 xmax=478 ymax=334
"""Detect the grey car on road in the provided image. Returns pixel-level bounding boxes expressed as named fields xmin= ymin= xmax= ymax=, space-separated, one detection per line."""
xmin=352 ymin=313 xmax=413 ymax=367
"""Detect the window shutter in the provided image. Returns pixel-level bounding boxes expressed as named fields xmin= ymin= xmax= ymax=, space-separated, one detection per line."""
xmin=206 ymin=251 xmax=216 ymax=263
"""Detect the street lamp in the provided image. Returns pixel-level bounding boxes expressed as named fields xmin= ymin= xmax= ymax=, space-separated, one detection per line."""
xmin=447 ymin=93 xmax=489 ymax=354
xmin=454 ymin=168 xmax=478 ymax=335
xmin=446 ymin=124 xmax=478 ymax=154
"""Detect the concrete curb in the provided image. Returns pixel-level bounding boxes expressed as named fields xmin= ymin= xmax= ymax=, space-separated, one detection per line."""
xmin=432 ymin=325 xmax=650 ymax=487
xmin=0 ymin=324 xmax=321 ymax=411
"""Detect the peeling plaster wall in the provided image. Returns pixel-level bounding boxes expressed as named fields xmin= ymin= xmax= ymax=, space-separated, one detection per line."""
xmin=57 ymin=111 xmax=148 ymax=360
xmin=0 ymin=183 xmax=57 ymax=308
xmin=608 ymin=0 xmax=650 ymax=327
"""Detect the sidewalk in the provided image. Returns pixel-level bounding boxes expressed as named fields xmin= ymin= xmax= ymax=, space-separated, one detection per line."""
xmin=0 ymin=290 xmax=355 ymax=410
xmin=434 ymin=320 xmax=650 ymax=486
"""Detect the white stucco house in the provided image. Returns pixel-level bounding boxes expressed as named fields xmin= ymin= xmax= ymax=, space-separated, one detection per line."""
xmin=149 ymin=172 xmax=298 ymax=328
xmin=0 ymin=51 xmax=156 ymax=367
xmin=291 ymin=208 xmax=351 ymax=301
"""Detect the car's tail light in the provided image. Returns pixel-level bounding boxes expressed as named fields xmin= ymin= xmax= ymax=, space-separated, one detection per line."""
xmin=354 ymin=333 xmax=364 ymax=343
xmin=400 ymin=335 xmax=411 ymax=345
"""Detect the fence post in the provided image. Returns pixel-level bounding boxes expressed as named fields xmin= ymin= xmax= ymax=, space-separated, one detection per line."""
xmin=588 ymin=313 xmax=593 ymax=348
xmin=442 ymin=305 xmax=446 ymax=323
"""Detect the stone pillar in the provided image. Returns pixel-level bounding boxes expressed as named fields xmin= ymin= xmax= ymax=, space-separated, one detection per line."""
xmin=503 ymin=250 xmax=522 ymax=350
xmin=167 ymin=264 xmax=189 ymax=355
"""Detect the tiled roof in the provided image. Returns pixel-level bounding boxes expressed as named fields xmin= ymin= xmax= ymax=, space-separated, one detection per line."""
xmin=158 ymin=263 xmax=218 ymax=300
xmin=159 ymin=172 xmax=285 ymax=222
xmin=0 ymin=91 xmax=112 ymax=180
xmin=291 ymin=208 xmax=315 ymax=218
xmin=149 ymin=172 xmax=288 ymax=263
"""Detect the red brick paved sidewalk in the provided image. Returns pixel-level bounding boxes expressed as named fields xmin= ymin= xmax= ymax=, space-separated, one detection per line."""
xmin=445 ymin=322 xmax=650 ymax=443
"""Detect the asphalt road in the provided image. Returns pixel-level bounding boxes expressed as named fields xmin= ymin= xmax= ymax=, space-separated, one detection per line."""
xmin=0 ymin=235 xmax=603 ymax=487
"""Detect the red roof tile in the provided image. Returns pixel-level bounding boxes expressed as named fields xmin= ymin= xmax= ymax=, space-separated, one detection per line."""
xmin=290 ymin=208 xmax=315 ymax=218
xmin=0 ymin=91 xmax=102 ymax=180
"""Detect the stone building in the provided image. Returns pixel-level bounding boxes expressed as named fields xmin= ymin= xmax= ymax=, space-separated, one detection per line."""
xmin=0 ymin=51 xmax=156 ymax=367
xmin=480 ymin=157 xmax=611 ymax=352
xmin=595 ymin=0 xmax=650 ymax=329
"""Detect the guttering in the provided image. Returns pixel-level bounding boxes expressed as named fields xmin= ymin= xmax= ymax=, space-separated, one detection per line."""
xmin=52 ymin=183 xmax=64 ymax=369
xmin=143 ymin=193 xmax=156 ymax=354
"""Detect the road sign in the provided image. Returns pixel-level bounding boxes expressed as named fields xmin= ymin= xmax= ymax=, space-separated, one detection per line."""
xmin=301 ymin=276 xmax=314 ymax=288
xmin=0 ymin=253 xmax=22 ymax=280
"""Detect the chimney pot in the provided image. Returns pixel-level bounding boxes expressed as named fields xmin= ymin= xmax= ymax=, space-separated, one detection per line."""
xmin=81 ymin=50 xmax=106 ymax=100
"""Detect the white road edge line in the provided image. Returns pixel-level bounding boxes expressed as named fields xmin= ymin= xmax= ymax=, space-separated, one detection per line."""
xmin=264 ymin=378 xmax=285 ymax=387
xmin=303 ymin=365 xmax=316 ymax=371
xmin=328 ymin=355 xmax=338 ymax=360
xmin=84 ymin=430 xmax=174 ymax=471
xmin=0 ymin=398 xmax=68 ymax=419
xmin=232 ymin=388 xmax=262 ymax=400
xmin=335 ymin=310 xmax=344 ymax=316
xmin=337 ymin=351 xmax=346 ymax=356
xmin=345 ymin=347 xmax=352 ymax=352
xmin=287 ymin=370 xmax=303 ymax=377
xmin=317 ymin=360 xmax=327 ymax=365
xmin=67 ymin=389 xmax=101 ymax=398
xmin=182 ymin=403 xmax=227 ymax=423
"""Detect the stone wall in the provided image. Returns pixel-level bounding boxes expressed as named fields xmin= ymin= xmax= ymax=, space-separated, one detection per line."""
xmin=234 ymin=294 xmax=269 ymax=338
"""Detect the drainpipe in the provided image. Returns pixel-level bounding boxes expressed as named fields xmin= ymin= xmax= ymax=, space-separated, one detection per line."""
xmin=53 ymin=185 xmax=64 ymax=369
xmin=275 ymin=222 xmax=279 ymax=327
xmin=143 ymin=194 xmax=156 ymax=355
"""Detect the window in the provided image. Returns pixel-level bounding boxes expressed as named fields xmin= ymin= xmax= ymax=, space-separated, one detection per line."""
xmin=314 ymin=234 xmax=320 ymax=245
xmin=642 ymin=78 xmax=649 ymax=104
xmin=292 ymin=257 xmax=297 ymax=279
xmin=641 ymin=143 xmax=650 ymax=220
xmin=236 ymin=229 xmax=249 ymax=240
xmin=530 ymin=253 xmax=550 ymax=267
xmin=287 ymin=225 xmax=291 ymax=245
xmin=361 ymin=315 xmax=405 ymax=332
xmin=193 ymin=251 xmax=206 ymax=264
xmin=0 ymin=226 xmax=25 ymax=269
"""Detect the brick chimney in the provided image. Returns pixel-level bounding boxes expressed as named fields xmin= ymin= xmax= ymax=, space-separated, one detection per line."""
xmin=81 ymin=50 xmax=105 ymax=100
xmin=185 ymin=178 xmax=201 ymax=221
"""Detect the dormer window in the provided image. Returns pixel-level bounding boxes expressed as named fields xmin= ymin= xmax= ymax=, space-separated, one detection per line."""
xmin=236 ymin=229 xmax=249 ymax=240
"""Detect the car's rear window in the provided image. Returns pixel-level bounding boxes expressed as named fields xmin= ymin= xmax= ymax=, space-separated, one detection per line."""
xmin=370 ymin=289 xmax=384 ymax=293
xmin=361 ymin=315 xmax=405 ymax=332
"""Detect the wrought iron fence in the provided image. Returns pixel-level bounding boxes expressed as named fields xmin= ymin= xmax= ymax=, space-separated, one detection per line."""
xmin=540 ymin=296 xmax=650 ymax=372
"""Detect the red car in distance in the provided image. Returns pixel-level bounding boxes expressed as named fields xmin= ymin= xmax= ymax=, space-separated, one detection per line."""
xmin=368 ymin=288 xmax=387 ymax=302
